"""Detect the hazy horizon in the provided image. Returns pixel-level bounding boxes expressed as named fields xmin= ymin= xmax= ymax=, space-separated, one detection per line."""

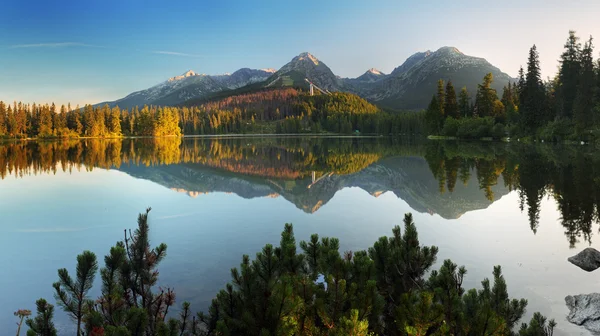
xmin=2 ymin=0 xmax=600 ymax=107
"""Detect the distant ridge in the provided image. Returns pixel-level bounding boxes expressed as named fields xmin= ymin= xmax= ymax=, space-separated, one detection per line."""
xmin=96 ymin=47 xmax=513 ymax=110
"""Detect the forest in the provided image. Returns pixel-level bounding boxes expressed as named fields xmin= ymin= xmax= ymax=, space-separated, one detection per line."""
xmin=426 ymin=30 xmax=600 ymax=142
xmin=17 ymin=208 xmax=556 ymax=336
xmin=0 ymin=89 xmax=425 ymax=139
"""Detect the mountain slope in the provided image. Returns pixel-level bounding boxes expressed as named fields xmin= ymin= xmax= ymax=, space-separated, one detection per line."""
xmin=365 ymin=47 xmax=513 ymax=110
xmin=97 ymin=69 xmax=274 ymax=109
xmin=264 ymin=52 xmax=344 ymax=91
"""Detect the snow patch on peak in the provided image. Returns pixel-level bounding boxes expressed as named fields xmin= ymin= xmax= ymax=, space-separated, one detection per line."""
xmin=261 ymin=68 xmax=276 ymax=73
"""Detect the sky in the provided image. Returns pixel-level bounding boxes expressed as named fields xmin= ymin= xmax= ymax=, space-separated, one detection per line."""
xmin=1 ymin=0 xmax=600 ymax=107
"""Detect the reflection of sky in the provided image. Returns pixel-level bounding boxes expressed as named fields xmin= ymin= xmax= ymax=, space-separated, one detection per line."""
xmin=0 ymin=167 xmax=594 ymax=335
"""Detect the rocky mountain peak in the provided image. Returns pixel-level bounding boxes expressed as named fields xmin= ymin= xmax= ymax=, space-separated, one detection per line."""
xmin=367 ymin=68 xmax=384 ymax=75
xmin=168 ymin=70 xmax=202 ymax=82
xmin=435 ymin=46 xmax=463 ymax=55
xmin=295 ymin=52 xmax=320 ymax=65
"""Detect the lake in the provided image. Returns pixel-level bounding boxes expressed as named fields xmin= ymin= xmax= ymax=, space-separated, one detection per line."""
xmin=1 ymin=136 xmax=598 ymax=335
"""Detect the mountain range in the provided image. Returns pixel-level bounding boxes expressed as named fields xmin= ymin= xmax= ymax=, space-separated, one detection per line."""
xmin=98 ymin=47 xmax=513 ymax=111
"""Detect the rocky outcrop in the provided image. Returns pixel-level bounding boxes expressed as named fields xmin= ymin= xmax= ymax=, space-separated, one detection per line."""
xmin=565 ymin=293 xmax=600 ymax=333
xmin=568 ymin=248 xmax=600 ymax=272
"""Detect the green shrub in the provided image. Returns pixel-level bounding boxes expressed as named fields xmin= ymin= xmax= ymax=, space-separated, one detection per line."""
xmin=537 ymin=119 xmax=575 ymax=142
xmin=491 ymin=123 xmax=506 ymax=139
xmin=441 ymin=117 xmax=459 ymax=136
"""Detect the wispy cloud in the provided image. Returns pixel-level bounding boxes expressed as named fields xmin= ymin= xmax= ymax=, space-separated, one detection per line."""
xmin=8 ymin=42 xmax=104 ymax=49
xmin=152 ymin=50 xmax=202 ymax=57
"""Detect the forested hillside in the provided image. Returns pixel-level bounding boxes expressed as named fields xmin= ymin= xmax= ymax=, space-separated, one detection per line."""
xmin=0 ymin=88 xmax=426 ymax=138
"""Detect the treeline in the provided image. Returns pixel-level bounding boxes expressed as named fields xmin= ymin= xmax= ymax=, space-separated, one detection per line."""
xmin=427 ymin=30 xmax=600 ymax=141
xmin=17 ymin=209 xmax=556 ymax=336
xmin=0 ymin=102 xmax=181 ymax=138
xmin=0 ymin=89 xmax=427 ymax=138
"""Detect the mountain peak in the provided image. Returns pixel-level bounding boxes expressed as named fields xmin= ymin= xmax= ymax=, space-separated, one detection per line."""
xmin=295 ymin=52 xmax=319 ymax=65
xmin=169 ymin=70 xmax=202 ymax=82
xmin=367 ymin=68 xmax=384 ymax=75
xmin=435 ymin=46 xmax=463 ymax=55
xmin=260 ymin=68 xmax=276 ymax=73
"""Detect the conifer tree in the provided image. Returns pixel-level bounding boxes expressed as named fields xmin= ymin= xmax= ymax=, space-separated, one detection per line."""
xmin=0 ymin=101 xmax=6 ymax=135
xmin=517 ymin=66 xmax=526 ymax=104
xmin=53 ymin=251 xmax=98 ymax=336
xmin=445 ymin=81 xmax=459 ymax=119
xmin=558 ymin=30 xmax=582 ymax=118
xmin=475 ymin=73 xmax=497 ymax=117
xmin=573 ymin=36 xmax=595 ymax=133
xmin=436 ymin=79 xmax=445 ymax=117
xmin=368 ymin=213 xmax=438 ymax=335
xmin=110 ymin=106 xmax=122 ymax=136
xmin=521 ymin=45 xmax=545 ymax=131
xmin=425 ymin=96 xmax=443 ymax=134
xmin=458 ymin=87 xmax=471 ymax=118
xmin=25 ymin=299 xmax=57 ymax=336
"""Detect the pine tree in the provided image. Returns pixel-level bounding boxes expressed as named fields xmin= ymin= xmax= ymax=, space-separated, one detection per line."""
xmin=521 ymin=45 xmax=545 ymax=131
xmin=121 ymin=208 xmax=172 ymax=335
xmin=110 ymin=106 xmax=122 ymax=136
xmin=425 ymin=96 xmax=442 ymax=134
xmin=558 ymin=30 xmax=582 ymax=118
xmin=445 ymin=81 xmax=459 ymax=119
xmin=436 ymin=79 xmax=445 ymax=117
xmin=53 ymin=251 xmax=98 ymax=336
xmin=0 ymin=101 xmax=6 ymax=135
xmin=458 ymin=87 xmax=471 ymax=118
xmin=25 ymin=299 xmax=57 ymax=336
xmin=573 ymin=36 xmax=595 ymax=133
xmin=475 ymin=73 xmax=497 ymax=117
xmin=368 ymin=213 xmax=439 ymax=335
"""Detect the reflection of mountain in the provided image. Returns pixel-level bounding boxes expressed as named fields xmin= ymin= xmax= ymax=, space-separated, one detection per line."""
xmin=118 ymin=156 xmax=509 ymax=219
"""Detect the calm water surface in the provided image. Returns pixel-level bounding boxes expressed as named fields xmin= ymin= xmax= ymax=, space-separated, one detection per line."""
xmin=1 ymin=137 xmax=599 ymax=335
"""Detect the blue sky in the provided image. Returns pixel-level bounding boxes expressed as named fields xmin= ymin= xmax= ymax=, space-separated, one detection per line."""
xmin=1 ymin=0 xmax=600 ymax=106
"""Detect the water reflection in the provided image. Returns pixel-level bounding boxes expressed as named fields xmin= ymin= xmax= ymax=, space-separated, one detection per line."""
xmin=1 ymin=137 xmax=598 ymax=247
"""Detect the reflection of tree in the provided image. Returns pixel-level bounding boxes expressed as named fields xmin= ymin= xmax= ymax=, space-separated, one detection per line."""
xmin=444 ymin=157 xmax=460 ymax=193
xmin=423 ymin=141 xmax=600 ymax=247
xmin=550 ymin=152 xmax=597 ymax=247
xmin=0 ymin=137 xmax=425 ymax=181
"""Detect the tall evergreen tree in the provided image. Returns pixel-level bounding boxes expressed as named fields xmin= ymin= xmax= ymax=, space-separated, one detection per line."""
xmin=458 ymin=87 xmax=471 ymax=118
xmin=517 ymin=66 xmax=525 ymax=104
xmin=558 ymin=30 xmax=582 ymax=118
xmin=436 ymin=79 xmax=445 ymax=117
xmin=475 ymin=73 xmax=497 ymax=117
xmin=109 ymin=106 xmax=122 ymax=136
xmin=445 ymin=81 xmax=459 ymax=119
xmin=0 ymin=101 xmax=6 ymax=135
xmin=521 ymin=45 xmax=545 ymax=131
xmin=425 ymin=96 xmax=443 ymax=134
xmin=573 ymin=36 xmax=595 ymax=133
